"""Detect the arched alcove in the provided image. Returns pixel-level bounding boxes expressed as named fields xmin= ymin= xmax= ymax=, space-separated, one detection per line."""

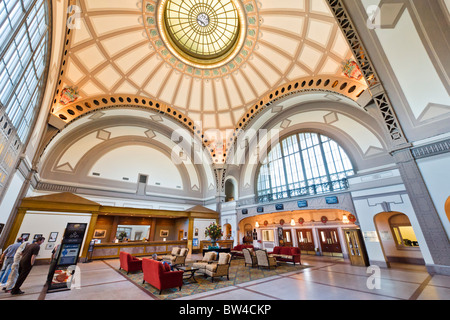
xmin=223 ymin=223 xmax=232 ymax=240
xmin=374 ymin=212 xmax=425 ymax=266
xmin=225 ymin=178 xmax=238 ymax=202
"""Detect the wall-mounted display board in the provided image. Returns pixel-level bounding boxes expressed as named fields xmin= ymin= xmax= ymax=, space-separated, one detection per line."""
xmin=325 ymin=196 xmax=339 ymax=204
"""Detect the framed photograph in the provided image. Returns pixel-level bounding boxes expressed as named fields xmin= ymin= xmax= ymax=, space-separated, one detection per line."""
xmin=33 ymin=234 xmax=43 ymax=242
xmin=160 ymin=230 xmax=169 ymax=237
xmin=93 ymin=229 xmax=106 ymax=239
xmin=0 ymin=223 xmax=4 ymax=236
xmin=48 ymin=232 xmax=59 ymax=242
xmin=21 ymin=233 xmax=30 ymax=241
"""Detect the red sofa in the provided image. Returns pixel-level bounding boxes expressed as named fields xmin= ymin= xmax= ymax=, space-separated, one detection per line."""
xmin=231 ymin=244 xmax=254 ymax=258
xmin=119 ymin=251 xmax=142 ymax=274
xmin=268 ymin=246 xmax=301 ymax=265
xmin=142 ymin=258 xmax=184 ymax=294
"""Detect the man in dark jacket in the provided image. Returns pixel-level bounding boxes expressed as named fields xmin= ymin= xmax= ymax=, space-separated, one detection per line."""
xmin=11 ymin=236 xmax=45 ymax=295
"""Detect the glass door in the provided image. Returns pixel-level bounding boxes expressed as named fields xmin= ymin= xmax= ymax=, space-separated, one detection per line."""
xmin=296 ymin=229 xmax=315 ymax=253
xmin=283 ymin=229 xmax=293 ymax=247
xmin=344 ymin=229 xmax=369 ymax=266
xmin=318 ymin=228 xmax=342 ymax=256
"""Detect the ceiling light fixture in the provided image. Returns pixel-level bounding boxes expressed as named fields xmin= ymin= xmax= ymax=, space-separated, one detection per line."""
xmin=342 ymin=214 xmax=350 ymax=224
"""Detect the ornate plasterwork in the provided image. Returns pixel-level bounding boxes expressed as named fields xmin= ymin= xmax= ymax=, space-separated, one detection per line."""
xmin=52 ymin=0 xmax=364 ymax=137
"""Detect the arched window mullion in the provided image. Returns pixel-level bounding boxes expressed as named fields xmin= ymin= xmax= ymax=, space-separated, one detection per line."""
xmin=295 ymin=133 xmax=310 ymax=196
xmin=256 ymin=132 xmax=354 ymax=203
xmin=317 ymin=134 xmax=333 ymax=192
xmin=2 ymin=24 xmax=48 ymax=115
xmin=279 ymin=137 xmax=292 ymax=199
xmin=0 ymin=0 xmax=39 ymax=60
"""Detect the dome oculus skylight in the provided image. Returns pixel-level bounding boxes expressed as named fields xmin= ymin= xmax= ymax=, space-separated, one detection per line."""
xmin=159 ymin=0 xmax=246 ymax=68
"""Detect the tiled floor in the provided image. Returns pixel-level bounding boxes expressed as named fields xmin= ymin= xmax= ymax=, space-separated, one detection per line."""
xmin=1 ymin=254 xmax=449 ymax=301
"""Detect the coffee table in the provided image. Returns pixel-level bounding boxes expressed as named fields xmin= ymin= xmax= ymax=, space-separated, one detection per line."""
xmin=174 ymin=266 xmax=199 ymax=283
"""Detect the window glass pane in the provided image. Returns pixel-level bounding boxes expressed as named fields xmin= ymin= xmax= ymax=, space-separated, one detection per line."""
xmin=0 ymin=0 xmax=48 ymax=143
xmin=257 ymin=132 xmax=354 ymax=201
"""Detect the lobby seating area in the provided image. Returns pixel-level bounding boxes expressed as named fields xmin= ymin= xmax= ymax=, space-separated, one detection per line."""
xmin=119 ymin=245 xmax=302 ymax=295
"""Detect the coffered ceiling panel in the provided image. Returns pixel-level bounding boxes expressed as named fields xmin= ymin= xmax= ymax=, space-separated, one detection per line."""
xmin=52 ymin=0 xmax=368 ymax=162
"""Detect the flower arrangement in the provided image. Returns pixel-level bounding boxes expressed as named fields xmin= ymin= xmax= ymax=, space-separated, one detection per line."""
xmin=205 ymin=222 xmax=223 ymax=247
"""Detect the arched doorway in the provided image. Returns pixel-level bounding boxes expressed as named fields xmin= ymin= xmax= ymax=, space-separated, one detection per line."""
xmin=225 ymin=178 xmax=237 ymax=202
xmin=374 ymin=212 xmax=425 ymax=266
xmin=223 ymin=223 xmax=232 ymax=240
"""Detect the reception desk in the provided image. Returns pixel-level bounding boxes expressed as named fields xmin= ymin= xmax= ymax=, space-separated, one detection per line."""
xmin=197 ymin=240 xmax=234 ymax=252
xmin=89 ymin=240 xmax=188 ymax=260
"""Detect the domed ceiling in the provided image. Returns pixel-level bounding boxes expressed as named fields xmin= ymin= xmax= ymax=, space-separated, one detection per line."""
xmin=51 ymin=0 xmax=368 ymax=162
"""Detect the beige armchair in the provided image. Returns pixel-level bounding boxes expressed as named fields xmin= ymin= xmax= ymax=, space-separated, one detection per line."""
xmin=162 ymin=247 xmax=189 ymax=266
xmin=243 ymin=248 xmax=257 ymax=267
xmin=205 ymin=253 xmax=232 ymax=282
xmin=192 ymin=251 xmax=217 ymax=274
xmin=255 ymin=249 xmax=278 ymax=269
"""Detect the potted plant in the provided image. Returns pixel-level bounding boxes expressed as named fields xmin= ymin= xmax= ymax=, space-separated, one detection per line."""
xmin=205 ymin=222 xmax=223 ymax=248
xmin=118 ymin=231 xmax=127 ymax=242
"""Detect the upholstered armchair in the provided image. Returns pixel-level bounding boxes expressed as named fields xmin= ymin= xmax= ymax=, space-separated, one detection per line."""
xmin=255 ymin=249 xmax=278 ymax=269
xmin=192 ymin=251 xmax=217 ymax=274
xmin=243 ymin=248 xmax=257 ymax=267
xmin=142 ymin=258 xmax=184 ymax=294
xmin=205 ymin=253 xmax=232 ymax=282
xmin=119 ymin=251 xmax=142 ymax=274
xmin=162 ymin=247 xmax=189 ymax=266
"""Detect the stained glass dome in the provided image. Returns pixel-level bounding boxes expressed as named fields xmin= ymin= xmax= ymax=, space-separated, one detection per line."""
xmin=159 ymin=0 xmax=245 ymax=68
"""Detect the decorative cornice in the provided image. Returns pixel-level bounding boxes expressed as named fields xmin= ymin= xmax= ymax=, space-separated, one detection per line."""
xmin=411 ymin=139 xmax=450 ymax=159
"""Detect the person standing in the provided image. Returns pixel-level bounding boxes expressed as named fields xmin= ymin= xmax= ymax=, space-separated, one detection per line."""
xmin=0 ymin=238 xmax=23 ymax=285
xmin=10 ymin=236 xmax=45 ymax=295
xmin=2 ymin=240 xmax=29 ymax=293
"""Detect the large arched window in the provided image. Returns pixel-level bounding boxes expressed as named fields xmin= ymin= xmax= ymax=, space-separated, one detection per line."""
xmin=257 ymin=132 xmax=354 ymax=202
xmin=0 ymin=0 xmax=50 ymax=190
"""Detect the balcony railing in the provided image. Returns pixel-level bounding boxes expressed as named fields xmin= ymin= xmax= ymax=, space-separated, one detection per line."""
xmin=256 ymin=178 xmax=349 ymax=204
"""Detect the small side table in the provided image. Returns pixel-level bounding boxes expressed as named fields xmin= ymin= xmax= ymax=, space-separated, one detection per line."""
xmin=174 ymin=266 xmax=199 ymax=283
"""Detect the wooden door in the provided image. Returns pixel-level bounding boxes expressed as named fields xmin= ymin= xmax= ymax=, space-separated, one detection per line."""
xmin=178 ymin=230 xmax=184 ymax=241
xmin=343 ymin=229 xmax=369 ymax=266
xmin=318 ymin=228 xmax=342 ymax=255
xmin=283 ymin=229 xmax=293 ymax=247
xmin=296 ymin=229 xmax=315 ymax=252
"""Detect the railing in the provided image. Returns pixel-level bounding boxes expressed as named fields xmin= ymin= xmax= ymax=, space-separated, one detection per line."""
xmin=242 ymin=178 xmax=349 ymax=205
